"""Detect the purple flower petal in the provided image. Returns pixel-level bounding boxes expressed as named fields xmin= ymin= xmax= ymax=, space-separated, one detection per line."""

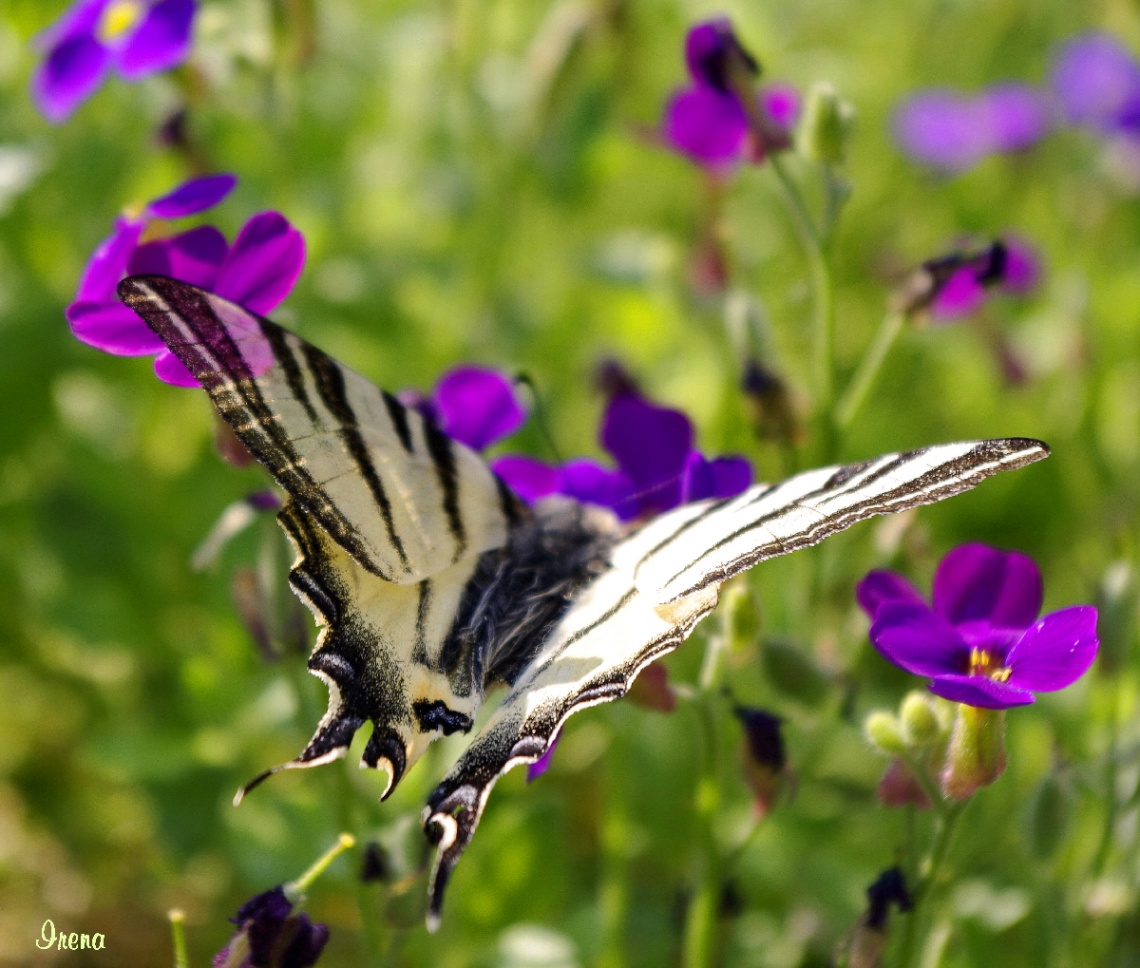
xmin=928 ymin=673 xmax=1035 ymax=709
xmin=434 ymin=367 xmax=525 ymax=451
xmin=869 ymin=602 xmax=969 ymax=678
xmin=396 ymin=387 xmax=439 ymax=425
xmin=491 ymin=455 xmax=562 ymax=504
xmin=763 ymin=83 xmax=800 ymax=129
xmin=127 ymin=225 xmax=228 ymax=289
xmin=527 ymin=728 xmax=560 ymax=783
xmin=1000 ymin=236 xmax=1042 ymax=294
xmin=683 ymin=453 xmax=752 ymax=502
xmin=664 ymin=85 xmax=749 ymax=166
xmin=32 ymin=31 xmax=112 ymax=122
xmin=1005 ymin=605 xmax=1099 ymax=692
xmin=213 ymin=211 xmax=305 ymax=315
xmin=1051 ymin=32 xmax=1140 ymax=130
xmin=856 ymin=570 xmax=927 ymax=619
xmin=75 ymin=216 xmax=144 ymax=301
xmin=893 ymin=90 xmax=991 ymax=173
xmin=684 ymin=18 xmax=752 ymax=90
xmin=67 ymin=300 xmax=166 ymax=354
xmin=154 ymin=349 xmax=200 ymax=387
xmin=559 ymin=458 xmax=633 ymax=513
xmin=706 ymin=454 xmax=752 ymax=498
xmin=980 ymin=84 xmax=1052 ymax=152
xmin=929 ymin=266 xmax=987 ymax=320
xmin=34 ymin=0 xmax=110 ymax=51
xmin=147 ymin=173 xmax=236 ymax=219
xmin=279 ymin=913 xmax=329 ymax=968
xmin=114 ymin=0 xmax=196 ymax=79
xmin=601 ymin=394 xmax=693 ymax=516
xmin=932 ymin=544 xmax=1043 ymax=628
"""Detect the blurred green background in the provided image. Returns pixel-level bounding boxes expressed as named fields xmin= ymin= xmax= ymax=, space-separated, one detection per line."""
xmin=2 ymin=0 xmax=1140 ymax=966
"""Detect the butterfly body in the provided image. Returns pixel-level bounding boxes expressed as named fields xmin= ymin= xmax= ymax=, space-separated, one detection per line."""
xmin=117 ymin=275 xmax=1049 ymax=928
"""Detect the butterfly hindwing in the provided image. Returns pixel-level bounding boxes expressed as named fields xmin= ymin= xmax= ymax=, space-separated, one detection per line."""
xmin=420 ymin=438 xmax=1048 ymax=927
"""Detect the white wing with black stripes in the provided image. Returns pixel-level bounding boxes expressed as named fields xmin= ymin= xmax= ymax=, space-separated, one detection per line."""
xmin=419 ymin=439 xmax=1048 ymax=928
xmin=116 ymin=275 xmax=1048 ymax=931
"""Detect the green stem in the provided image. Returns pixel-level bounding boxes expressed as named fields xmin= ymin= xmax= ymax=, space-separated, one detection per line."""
xmin=835 ymin=311 xmax=905 ymax=431
xmin=287 ymin=833 xmax=356 ymax=900
xmin=894 ymin=801 xmax=967 ymax=968
xmin=897 ymin=750 xmax=948 ymax=819
xmin=683 ymin=624 xmax=732 ymax=968
xmin=1092 ymin=683 xmax=1121 ymax=876
xmin=768 ymin=156 xmax=836 ymax=455
xmin=169 ymin=909 xmax=189 ymax=968
xmin=682 ymin=697 xmax=721 ymax=968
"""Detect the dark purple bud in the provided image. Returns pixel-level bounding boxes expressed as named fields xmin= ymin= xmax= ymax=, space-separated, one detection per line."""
xmin=685 ymin=18 xmax=759 ymax=92
xmin=864 ymin=867 xmax=912 ymax=930
xmin=214 ymin=886 xmax=330 ymax=968
xmin=741 ymin=359 xmax=801 ymax=444
xmin=735 ymin=707 xmax=787 ymax=817
xmin=595 ymin=359 xmax=642 ymax=400
xmin=360 ymin=842 xmax=392 ymax=883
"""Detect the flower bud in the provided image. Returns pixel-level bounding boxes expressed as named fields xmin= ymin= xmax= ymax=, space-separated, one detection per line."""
xmin=941 ymin=705 xmax=1007 ymax=800
xmin=797 ymin=82 xmax=856 ymax=165
xmin=877 ymin=758 xmax=933 ymax=809
xmin=735 ymin=707 xmax=788 ymax=818
xmin=863 ymin=711 xmax=906 ymax=756
xmin=839 ymin=867 xmax=912 ymax=968
xmin=899 ymin=691 xmax=942 ymax=746
xmin=628 ymin=660 xmax=677 ymax=712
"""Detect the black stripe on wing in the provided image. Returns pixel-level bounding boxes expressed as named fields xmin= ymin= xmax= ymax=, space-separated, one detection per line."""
xmin=118 ymin=275 xmax=388 ymax=578
xmin=660 ymin=438 xmax=1049 ymax=601
xmin=299 ymin=342 xmax=410 ymax=570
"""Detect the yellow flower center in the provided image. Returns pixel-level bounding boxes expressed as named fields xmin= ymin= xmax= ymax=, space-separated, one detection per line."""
xmin=968 ymin=647 xmax=1012 ymax=682
xmin=98 ymin=0 xmax=145 ymax=44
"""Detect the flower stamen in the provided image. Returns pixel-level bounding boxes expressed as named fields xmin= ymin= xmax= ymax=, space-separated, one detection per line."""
xmin=98 ymin=0 xmax=145 ymax=44
xmin=968 ymin=647 xmax=1012 ymax=682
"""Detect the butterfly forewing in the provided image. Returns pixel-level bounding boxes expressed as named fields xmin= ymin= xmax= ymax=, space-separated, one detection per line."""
xmin=632 ymin=440 xmax=1049 ymax=604
xmin=118 ymin=275 xmax=516 ymax=584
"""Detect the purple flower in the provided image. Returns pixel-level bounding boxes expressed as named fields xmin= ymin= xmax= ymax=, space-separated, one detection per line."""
xmin=398 ymin=367 xmax=526 ymax=452
xmin=66 ymin=174 xmax=305 ymax=387
xmin=492 ymin=389 xmax=752 ymax=521
xmin=1051 ymin=32 xmax=1140 ymax=133
xmin=213 ymin=887 xmax=329 ymax=968
xmin=663 ymin=18 xmax=798 ymax=167
xmin=736 ymin=706 xmax=788 ymax=818
xmin=929 ymin=236 xmax=1041 ymax=321
xmin=893 ymin=84 xmax=1052 ymax=173
xmin=32 ymin=0 xmax=197 ymax=122
xmin=859 ymin=544 xmax=1098 ymax=710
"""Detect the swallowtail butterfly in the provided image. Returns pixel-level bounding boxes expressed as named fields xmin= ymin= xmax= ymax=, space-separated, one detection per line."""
xmin=118 ymin=275 xmax=1048 ymax=929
